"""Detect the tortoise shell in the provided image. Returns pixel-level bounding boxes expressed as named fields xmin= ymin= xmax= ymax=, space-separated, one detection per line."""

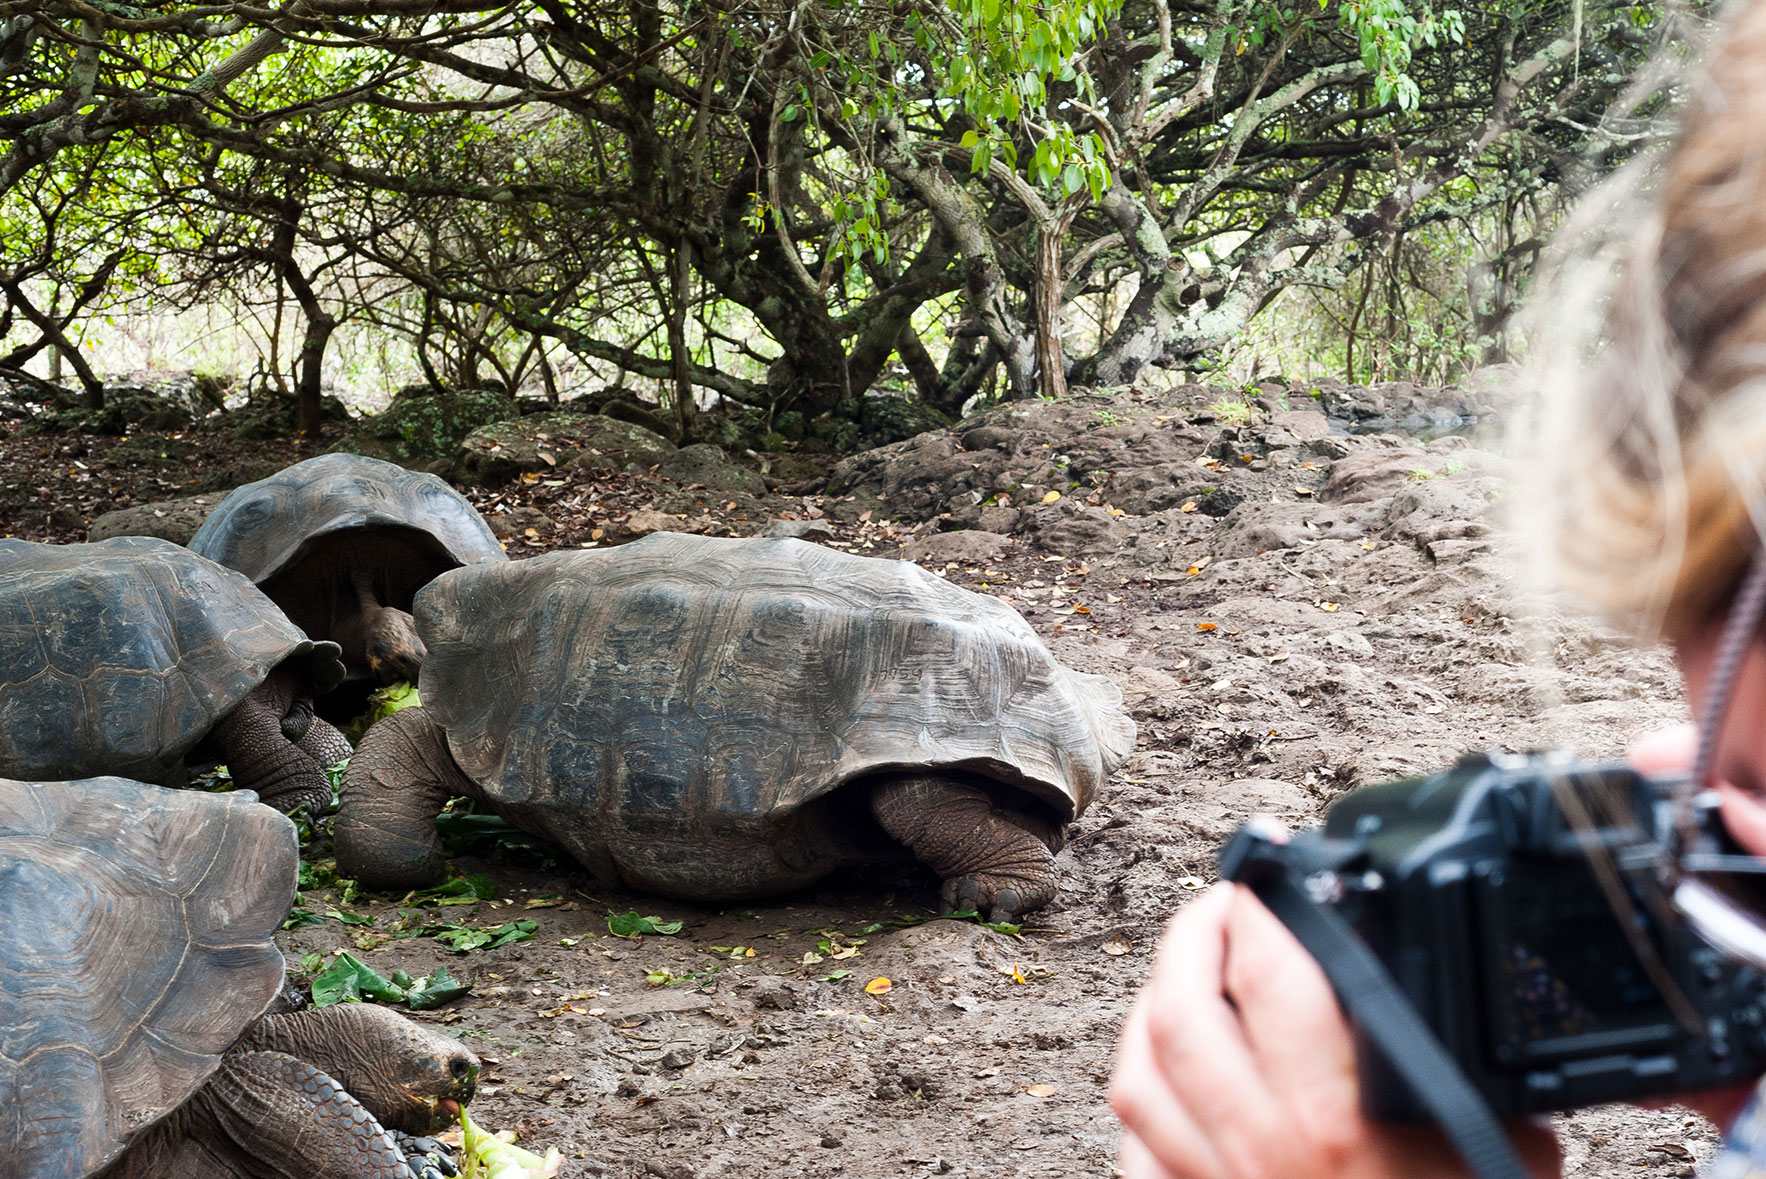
xmin=415 ymin=533 xmax=1135 ymax=897
xmin=187 ymin=453 xmax=506 ymax=618
xmin=0 ymin=777 xmax=296 ymax=1179
xmin=0 ymin=538 xmax=343 ymax=784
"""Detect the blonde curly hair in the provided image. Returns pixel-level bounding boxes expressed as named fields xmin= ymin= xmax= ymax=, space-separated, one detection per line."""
xmin=1532 ymin=0 xmax=1766 ymax=640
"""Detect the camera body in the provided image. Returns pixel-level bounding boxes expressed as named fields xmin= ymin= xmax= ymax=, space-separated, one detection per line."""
xmin=1221 ymin=751 xmax=1766 ymax=1118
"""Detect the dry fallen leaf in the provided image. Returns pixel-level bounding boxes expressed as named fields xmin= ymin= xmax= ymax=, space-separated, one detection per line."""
xmin=537 ymin=451 xmax=557 ymax=466
xmin=1179 ymin=501 xmax=1198 ymax=513
xmin=1101 ymin=933 xmax=1131 ymax=956
xmin=1177 ymin=876 xmax=1207 ymax=890
xmin=1196 ymin=622 xmax=1218 ymax=632
xmin=864 ymin=977 xmax=893 ymax=995
xmin=1319 ymin=602 xmax=1340 ymax=612
xmin=1269 ymin=651 xmax=1290 ymax=663
xmin=1026 ymin=1084 xmax=1057 ymax=1098
xmin=1294 ymin=486 xmax=1313 ymax=496
xmin=1040 ymin=490 xmax=1062 ymax=504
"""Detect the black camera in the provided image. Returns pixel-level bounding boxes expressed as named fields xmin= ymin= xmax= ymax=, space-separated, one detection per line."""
xmin=1220 ymin=750 xmax=1766 ymax=1118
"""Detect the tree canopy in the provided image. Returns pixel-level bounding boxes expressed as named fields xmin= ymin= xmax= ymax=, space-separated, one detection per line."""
xmin=0 ymin=0 xmax=1693 ymax=434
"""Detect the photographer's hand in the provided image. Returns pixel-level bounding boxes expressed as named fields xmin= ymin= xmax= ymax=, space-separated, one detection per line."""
xmin=1110 ymin=883 xmax=1562 ymax=1179
xmin=1629 ymin=723 xmax=1762 ymax=1129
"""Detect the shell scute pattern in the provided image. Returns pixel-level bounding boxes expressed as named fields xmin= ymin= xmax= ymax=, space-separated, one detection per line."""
xmin=188 ymin=453 xmax=505 ymax=587
xmin=416 ymin=535 xmax=1135 ymax=890
xmin=0 ymin=539 xmax=331 ymax=783
xmin=0 ymin=778 xmax=295 ymax=1179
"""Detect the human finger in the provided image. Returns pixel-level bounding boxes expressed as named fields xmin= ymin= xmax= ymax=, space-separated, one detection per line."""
xmin=1141 ymin=885 xmax=1291 ymax=1175
xmin=1718 ymin=780 xmax=1766 ymax=857
xmin=1222 ymin=887 xmax=1360 ymax=1151
xmin=1111 ymin=983 xmax=1229 ymax=1178
xmin=1118 ymin=1128 xmax=1187 ymax=1179
xmin=1628 ymin=723 xmax=1696 ymax=775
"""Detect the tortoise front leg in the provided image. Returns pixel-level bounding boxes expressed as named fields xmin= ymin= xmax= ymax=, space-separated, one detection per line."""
xmin=869 ymin=774 xmax=1065 ymax=924
xmin=295 ymin=717 xmax=354 ymax=772
xmin=278 ymin=695 xmax=354 ymax=771
xmin=335 ymin=706 xmax=478 ymax=890
xmin=210 ymin=666 xmax=331 ymax=819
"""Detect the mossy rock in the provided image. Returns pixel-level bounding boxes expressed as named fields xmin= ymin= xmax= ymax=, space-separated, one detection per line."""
xmin=859 ymin=395 xmax=953 ymax=447
xmin=18 ymin=388 xmax=193 ymax=436
xmin=455 ymin=412 xmax=677 ymax=486
xmin=88 ymin=494 xmax=224 ymax=545
xmin=99 ymin=436 xmax=200 ymax=469
xmin=332 ymin=385 xmax=518 ymax=469
xmin=224 ymin=393 xmax=351 ymax=441
xmin=654 ymin=443 xmax=767 ymax=495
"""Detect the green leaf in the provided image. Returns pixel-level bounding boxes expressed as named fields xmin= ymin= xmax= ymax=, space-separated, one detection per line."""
xmin=405 ymin=965 xmax=472 ymax=1009
xmin=781 ymin=103 xmax=800 ymax=123
xmin=960 ymin=128 xmax=979 ymax=148
xmin=282 ymin=907 xmax=325 ymax=930
xmin=410 ymin=874 xmax=499 ymax=905
xmin=323 ymin=906 xmax=375 ymax=926
xmin=311 ymin=952 xmax=406 ymax=1006
xmin=607 ymin=911 xmax=685 ymax=937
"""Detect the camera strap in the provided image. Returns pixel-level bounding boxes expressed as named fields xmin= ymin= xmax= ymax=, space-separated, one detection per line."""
xmin=1249 ymin=870 xmax=1532 ymax=1179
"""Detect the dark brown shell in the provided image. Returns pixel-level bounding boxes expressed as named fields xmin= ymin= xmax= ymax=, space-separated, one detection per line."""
xmin=416 ymin=533 xmax=1135 ymax=897
xmin=0 ymin=538 xmax=343 ymax=783
xmin=187 ymin=453 xmax=506 ymax=611
xmin=0 ymin=777 xmax=297 ymax=1179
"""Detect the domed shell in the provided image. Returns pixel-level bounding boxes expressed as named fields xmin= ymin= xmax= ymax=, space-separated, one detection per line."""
xmin=415 ymin=533 xmax=1135 ymax=895
xmin=188 ymin=453 xmax=506 ymax=607
xmin=0 ymin=777 xmax=297 ymax=1179
xmin=0 ymin=538 xmax=344 ymax=783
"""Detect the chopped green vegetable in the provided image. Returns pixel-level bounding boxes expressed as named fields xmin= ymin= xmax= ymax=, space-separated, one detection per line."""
xmin=461 ymin=1108 xmax=560 ymax=1178
xmin=411 ymin=874 xmax=500 ymax=905
xmin=431 ymin=920 xmax=536 ymax=953
xmin=311 ymin=952 xmax=407 ymax=1006
xmin=606 ymin=911 xmax=684 ymax=937
xmin=406 ymin=965 xmax=472 ymax=1010
xmin=309 ymin=952 xmax=473 ymax=1010
xmin=344 ymin=681 xmax=422 ymax=744
xmin=434 ymin=805 xmax=551 ymax=864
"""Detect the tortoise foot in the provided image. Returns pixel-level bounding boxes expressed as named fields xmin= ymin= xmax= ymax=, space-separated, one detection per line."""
xmin=870 ymin=774 xmax=1062 ymax=924
xmin=394 ymin=1131 xmax=460 ymax=1179
xmin=941 ymin=873 xmax=1052 ymax=925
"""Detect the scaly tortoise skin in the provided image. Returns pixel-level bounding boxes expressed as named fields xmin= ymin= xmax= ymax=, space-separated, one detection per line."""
xmin=188 ymin=454 xmax=506 ymax=684
xmin=337 ymin=533 xmax=1136 ymax=920
xmin=0 ymin=538 xmax=347 ymax=814
xmin=0 ymin=777 xmax=477 ymax=1179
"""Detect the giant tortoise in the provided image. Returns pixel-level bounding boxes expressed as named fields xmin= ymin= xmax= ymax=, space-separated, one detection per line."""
xmin=0 ymin=538 xmax=349 ymax=816
xmin=336 ymin=533 xmax=1136 ymax=920
xmin=0 ymin=776 xmax=476 ymax=1179
xmin=188 ymin=453 xmax=506 ymax=684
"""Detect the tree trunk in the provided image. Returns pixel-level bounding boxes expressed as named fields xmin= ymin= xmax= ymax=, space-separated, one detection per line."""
xmin=1032 ymin=226 xmax=1067 ymax=399
xmin=295 ymin=310 xmax=335 ymax=437
xmin=0 ymin=277 xmax=103 ymax=406
xmin=669 ymin=238 xmax=695 ymax=434
xmin=895 ymin=325 xmax=943 ymax=405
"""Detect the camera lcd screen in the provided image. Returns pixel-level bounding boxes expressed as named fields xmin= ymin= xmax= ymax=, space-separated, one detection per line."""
xmin=1483 ymin=864 xmax=1676 ymax=1059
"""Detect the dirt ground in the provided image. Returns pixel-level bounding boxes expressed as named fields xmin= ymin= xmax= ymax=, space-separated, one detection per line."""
xmin=0 ymin=375 xmax=1723 ymax=1177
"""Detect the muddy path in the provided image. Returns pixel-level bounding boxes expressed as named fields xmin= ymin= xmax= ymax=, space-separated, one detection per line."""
xmin=0 ymin=376 xmax=1714 ymax=1177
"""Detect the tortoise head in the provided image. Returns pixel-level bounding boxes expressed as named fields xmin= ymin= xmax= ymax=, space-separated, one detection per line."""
xmin=365 ymin=605 xmax=427 ymax=685
xmin=278 ymin=1002 xmax=478 ymax=1133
